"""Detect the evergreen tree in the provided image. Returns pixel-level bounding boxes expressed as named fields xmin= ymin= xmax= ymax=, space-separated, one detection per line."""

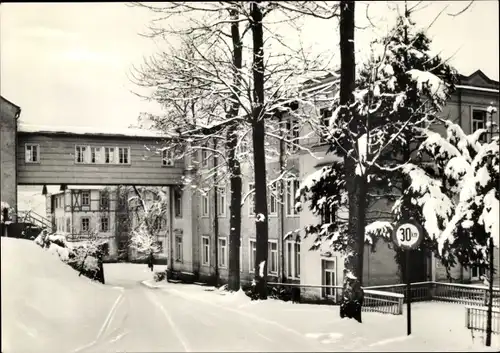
xmin=297 ymin=10 xmax=457 ymax=289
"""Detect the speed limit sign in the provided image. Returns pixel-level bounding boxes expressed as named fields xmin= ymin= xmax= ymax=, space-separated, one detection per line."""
xmin=391 ymin=220 xmax=424 ymax=250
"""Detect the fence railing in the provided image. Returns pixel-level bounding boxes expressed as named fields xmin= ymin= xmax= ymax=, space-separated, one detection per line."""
xmin=466 ymin=306 xmax=500 ymax=334
xmin=364 ymin=281 xmax=500 ymax=307
xmin=363 ymin=289 xmax=404 ymax=315
xmin=267 ymin=282 xmax=404 ymax=315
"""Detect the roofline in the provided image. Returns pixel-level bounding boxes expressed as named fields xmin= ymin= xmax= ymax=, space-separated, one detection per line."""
xmin=17 ymin=130 xmax=172 ymax=140
xmin=0 ymin=96 xmax=22 ymax=118
xmin=456 ymin=85 xmax=499 ymax=94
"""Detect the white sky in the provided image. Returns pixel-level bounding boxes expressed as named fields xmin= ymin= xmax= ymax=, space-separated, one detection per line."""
xmin=1 ymin=1 xmax=498 ymax=130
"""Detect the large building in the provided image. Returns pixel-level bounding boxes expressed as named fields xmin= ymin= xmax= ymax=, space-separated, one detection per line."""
xmin=6 ymin=69 xmax=499 ymax=298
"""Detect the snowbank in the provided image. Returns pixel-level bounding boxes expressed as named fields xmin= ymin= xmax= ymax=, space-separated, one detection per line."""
xmin=1 ymin=237 xmax=121 ymax=352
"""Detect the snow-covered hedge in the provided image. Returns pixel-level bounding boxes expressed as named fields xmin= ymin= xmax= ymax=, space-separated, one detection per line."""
xmin=34 ymin=230 xmax=105 ymax=281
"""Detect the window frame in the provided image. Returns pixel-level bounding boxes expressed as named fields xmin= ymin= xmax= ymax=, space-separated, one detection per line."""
xmin=201 ymin=235 xmax=210 ymax=266
xmin=218 ymin=237 xmax=228 ymax=268
xmin=201 ymin=193 xmax=209 ymax=218
xmin=285 ymin=179 xmax=300 ymax=217
xmin=321 ymin=258 xmax=338 ymax=299
xmin=81 ymin=191 xmax=90 ymax=207
xmin=286 ymin=240 xmax=301 ymax=279
xmin=175 ymin=233 xmax=183 ymax=262
xmin=471 ymin=107 xmax=488 ymax=142
xmin=217 ymin=186 xmax=227 ymax=218
xmin=249 ymin=238 xmax=257 ymax=273
xmin=104 ymin=147 xmax=115 ymax=164
xmin=248 ymin=182 xmax=255 ymax=217
xmin=100 ymin=216 xmax=109 ymax=232
xmin=25 ymin=143 xmax=41 ymax=164
xmin=174 ymin=189 xmax=182 ymax=218
xmin=471 ymin=265 xmax=487 ymax=280
xmin=268 ymin=240 xmax=278 ymax=275
xmin=162 ymin=149 xmax=174 ymax=167
xmin=75 ymin=145 xmax=88 ymax=164
xmin=117 ymin=147 xmax=131 ymax=165
xmin=269 ymin=184 xmax=278 ymax=217
xmin=81 ymin=217 xmax=90 ymax=233
xmin=90 ymin=146 xmax=101 ymax=164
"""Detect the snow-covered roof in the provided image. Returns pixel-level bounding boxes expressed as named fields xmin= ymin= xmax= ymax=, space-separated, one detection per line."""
xmin=18 ymin=123 xmax=174 ymax=139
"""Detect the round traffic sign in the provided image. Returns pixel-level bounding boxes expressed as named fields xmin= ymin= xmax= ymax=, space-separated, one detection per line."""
xmin=391 ymin=220 xmax=424 ymax=250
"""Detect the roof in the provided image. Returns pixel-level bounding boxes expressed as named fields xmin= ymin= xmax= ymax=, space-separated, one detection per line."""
xmin=0 ymin=96 xmax=22 ymax=118
xmin=17 ymin=123 xmax=173 ymax=139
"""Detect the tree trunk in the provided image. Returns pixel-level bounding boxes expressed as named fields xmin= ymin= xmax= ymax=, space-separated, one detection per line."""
xmin=279 ymin=112 xmax=286 ymax=283
xmin=250 ymin=1 xmax=269 ymax=300
xmin=339 ymin=0 xmax=364 ymax=323
xmin=227 ymin=126 xmax=242 ymax=291
xmin=227 ymin=7 xmax=243 ymax=292
xmin=213 ymin=138 xmax=219 ymax=287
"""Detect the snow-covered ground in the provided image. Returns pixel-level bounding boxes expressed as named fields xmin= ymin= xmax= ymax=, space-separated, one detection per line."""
xmin=1 ymin=237 xmax=122 ymax=353
xmin=142 ymin=273 xmax=499 ymax=352
xmin=2 ymin=252 xmax=497 ymax=353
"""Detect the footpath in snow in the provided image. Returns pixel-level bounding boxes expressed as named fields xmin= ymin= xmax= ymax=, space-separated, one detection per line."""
xmin=1 ymin=237 xmax=123 ymax=353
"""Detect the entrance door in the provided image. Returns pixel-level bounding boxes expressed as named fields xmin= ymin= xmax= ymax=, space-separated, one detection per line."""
xmin=322 ymin=259 xmax=337 ymax=302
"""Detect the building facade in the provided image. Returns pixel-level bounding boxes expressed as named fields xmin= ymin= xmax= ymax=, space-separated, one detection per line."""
xmin=15 ymin=70 xmax=500 ymax=295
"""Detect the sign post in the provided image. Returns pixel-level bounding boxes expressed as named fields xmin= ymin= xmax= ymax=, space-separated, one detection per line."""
xmin=391 ymin=220 xmax=424 ymax=336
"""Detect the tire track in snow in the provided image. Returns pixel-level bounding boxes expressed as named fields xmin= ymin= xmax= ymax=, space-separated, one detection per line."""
xmin=72 ymin=289 xmax=124 ymax=353
xmin=164 ymin=287 xmax=329 ymax=352
xmin=144 ymin=289 xmax=191 ymax=352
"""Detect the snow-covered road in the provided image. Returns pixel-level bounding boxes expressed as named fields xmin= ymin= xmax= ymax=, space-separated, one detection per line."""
xmin=77 ymin=263 xmax=499 ymax=352
xmin=81 ymin=284 xmax=331 ymax=352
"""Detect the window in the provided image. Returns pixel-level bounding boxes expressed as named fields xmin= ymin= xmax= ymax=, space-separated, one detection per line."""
xmin=472 ymin=109 xmax=487 ymax=142
xmin=157 ymin=240 xmax=163 ymax=253
xmin=248 ymin=182 xmax=255 ymax=216
xmin=104 ymin=147 xmax=115 ymax=164
xmin=269 ymin=185 xmax=278 ymax=216
xmin=174 ymin=189 xmax=182 ymax=218
xmin=175 ymin=233 xmax=183 ymax=262
xmin=55 ymin=197 xmax=59 ymax=209
xmin=75 ymin=146 xmax=87 ymax=163
xmin=319 ymin=108 xmax=333 ymax=142
xmin=249 ymin=239 xmax=257 ymax=272
xmin=100 ymin=191 xmax=109 ymax=209
xmin=322 ymin=259 xmax=337 ymax=299
xmin=321 ymin=204 xmax=335 ymax=224
xmin=201 ymin=193 xmax=209 ymax=217
xmin=81 ymin=191 xmax=90 ymax=206
xmin=66 ymin=218 xmax=71 ymax=233
xmin=240 ymin=237 xmax=243 ymax=272
xmin=118 ymin=147 xmax=130 ymax=164
xmin=100 ymin=217 xmax=109 ymax=232
xmin=268 ymin=241 xmax=278 ymax=274
xmin=286 ymin=241 xmax=301 ymax=278
xmin=217 ymin=187 xmax=226 ymax=217
xmin=218 ymin=238 xmax=227 ymax=268
xmin=201 ymin=149 xmax=209 ymax=167
xmin=90 ymin=147 xmax=101 ymax=164
xmin=81 ymin=217 xmax=90 ymax=232
xmin=25 ymin=144 xmax=40 ymax=163
xmin=162 ymin=149 xmax=174 ymax=167
xmin=202 ymin=236 xmax=210 ymax=266
xmin=471 ymin=265 xmax=487 ymax=280
xmin=286 ymin=118 xmax=300 ymax=152
xmin=285 ymin=179 xmax=300 ymax=216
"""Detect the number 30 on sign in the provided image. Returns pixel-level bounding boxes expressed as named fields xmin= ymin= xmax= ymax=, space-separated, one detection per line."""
xmin=391 ymin=220 xmax=424 ymax=250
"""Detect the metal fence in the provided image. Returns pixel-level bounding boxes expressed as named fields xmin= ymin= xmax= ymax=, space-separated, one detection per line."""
xmin=266 ymin=281 xmax=499 ymax=318
xmin=466 ymin=306 xmax=500 ymax=334
xmin=364 ymin=281 xmax=500 ymax=307
xmin=267 ymin=282 xmax=404 ymax=315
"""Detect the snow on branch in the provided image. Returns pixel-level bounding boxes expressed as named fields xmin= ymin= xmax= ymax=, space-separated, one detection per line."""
xmin=365 ymin=221 xmax=393 ymax=245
